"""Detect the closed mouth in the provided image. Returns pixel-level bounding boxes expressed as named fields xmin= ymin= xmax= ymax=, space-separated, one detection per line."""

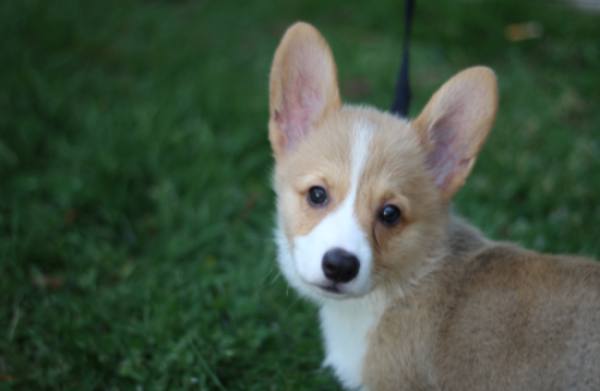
xmin=317 ymin=283 xmax=343 ymax=294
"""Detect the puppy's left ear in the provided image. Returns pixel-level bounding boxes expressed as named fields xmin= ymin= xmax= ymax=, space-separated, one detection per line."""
xmin=413 ymin=66 xmax=498 ymax=201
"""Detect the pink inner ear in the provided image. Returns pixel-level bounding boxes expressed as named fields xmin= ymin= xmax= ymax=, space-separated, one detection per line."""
xmin=425 ymin=112 xmax=471 ymax=190
xmin=276 ymin=70 xmax=324 ymax=148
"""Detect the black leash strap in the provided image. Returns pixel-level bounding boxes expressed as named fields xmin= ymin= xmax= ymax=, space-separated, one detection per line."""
xmin=390 ymin=0 xmax=415 ymax=117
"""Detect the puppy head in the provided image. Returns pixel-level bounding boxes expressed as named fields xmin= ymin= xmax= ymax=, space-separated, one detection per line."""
xmin=269 ymin=22 xmax=497 ymax=302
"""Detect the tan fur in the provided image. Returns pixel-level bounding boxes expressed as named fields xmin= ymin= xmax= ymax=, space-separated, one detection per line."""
xmin=269 ymin=22 xmax=600 ymax=391
xmin=364 ymin=238 xmax=600 ymax=391
xmin=273 ymin=110 xmax=353 ymax=241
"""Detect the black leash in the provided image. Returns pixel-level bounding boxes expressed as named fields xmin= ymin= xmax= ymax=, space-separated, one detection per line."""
xmin=390 ymin=0 xmax=415 ymax=117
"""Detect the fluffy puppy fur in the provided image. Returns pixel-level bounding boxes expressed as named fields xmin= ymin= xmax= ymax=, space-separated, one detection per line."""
xmin=269 ymin=22 xmax=600 ymax=391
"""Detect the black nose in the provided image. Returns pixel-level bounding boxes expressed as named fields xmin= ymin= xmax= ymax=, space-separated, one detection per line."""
xmin=322 ymin=248 xmax=360 ymax=283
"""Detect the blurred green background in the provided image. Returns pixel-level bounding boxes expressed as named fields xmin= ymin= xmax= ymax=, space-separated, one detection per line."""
xmin=1 ymin=0 xmax=599 ymax=389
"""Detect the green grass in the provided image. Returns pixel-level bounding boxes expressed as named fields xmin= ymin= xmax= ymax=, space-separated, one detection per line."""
xmin=1 ymin=0 xmax=599 ymax=389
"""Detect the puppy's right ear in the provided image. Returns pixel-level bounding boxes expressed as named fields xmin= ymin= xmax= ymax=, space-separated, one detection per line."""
xmin=413 ymin=67 xmax=498 ymax=201
xmin=269 ymin=22 xmax=341 ymax=159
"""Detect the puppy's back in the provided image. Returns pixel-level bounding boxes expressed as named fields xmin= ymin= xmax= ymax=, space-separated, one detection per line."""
xmin=435 ymin=246 xmax=600 ymax=390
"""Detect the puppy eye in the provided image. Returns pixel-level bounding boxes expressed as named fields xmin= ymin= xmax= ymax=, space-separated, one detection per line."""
xmin=378 ymin=204 xmax=401 ymax=226
xmin=307 ymin=186 xmax=328 ymax=207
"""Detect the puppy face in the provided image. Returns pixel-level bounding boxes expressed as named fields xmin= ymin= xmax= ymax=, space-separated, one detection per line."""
xmin=269 ymin=23 xmax=497 ymax=301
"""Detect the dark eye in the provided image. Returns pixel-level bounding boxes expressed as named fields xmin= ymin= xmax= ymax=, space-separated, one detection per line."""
xmin=378 ymin=204 xmax=401 ymax=226
xmin=308 ymin=186 xmax=328 ymax=207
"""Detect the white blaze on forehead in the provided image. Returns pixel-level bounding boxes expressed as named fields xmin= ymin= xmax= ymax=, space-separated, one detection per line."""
xmin=347 ymin=123 xmax=371 ymax=206
xmin=292 ymin=120 xmax=374 ymax=296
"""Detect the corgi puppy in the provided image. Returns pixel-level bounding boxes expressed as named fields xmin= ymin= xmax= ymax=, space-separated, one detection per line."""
xmin=269 ymin=22 xmax=600 ymax=390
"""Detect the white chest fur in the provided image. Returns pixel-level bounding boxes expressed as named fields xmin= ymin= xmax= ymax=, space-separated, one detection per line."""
xmin=319 ymin=293 xmax=386 ymax=390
